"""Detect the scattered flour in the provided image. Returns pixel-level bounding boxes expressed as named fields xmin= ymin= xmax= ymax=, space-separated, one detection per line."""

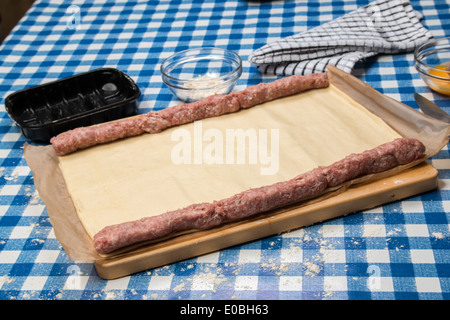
xmin=173 ymin=282 xmax=186 ymax=292
xmin=303 ymin=260 xmax=322 ymax=277
xmin=432 ymin=232 xmax=445 ymax=239
xmin=386 ymin=227 xmax=403 ymax=237
xmin=105 ymin=291 xmax=116 ymax=300
xmin=1 ymin=275 xmax=15 ymax=287
xmin=261 ymin=259 xmax=289 ymax=275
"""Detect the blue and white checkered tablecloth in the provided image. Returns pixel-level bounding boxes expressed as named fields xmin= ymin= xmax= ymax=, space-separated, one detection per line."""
xmin=0 ymin=0 xmax=449 ymax=301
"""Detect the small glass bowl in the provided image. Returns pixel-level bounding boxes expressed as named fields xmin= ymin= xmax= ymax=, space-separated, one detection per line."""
xmin=161 ymin=47 xmax=242 ymax=102
xmin=414 ymin=36 xmax=450 ymax=96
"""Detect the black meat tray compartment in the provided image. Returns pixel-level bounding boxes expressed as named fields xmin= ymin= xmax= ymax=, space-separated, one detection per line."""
xmin=5 ymin=68 xmax=141 ymax=143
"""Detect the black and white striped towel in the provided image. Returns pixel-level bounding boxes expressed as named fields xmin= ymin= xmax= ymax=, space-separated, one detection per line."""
xmin=249 ymin=0 xmax=433 ymax=76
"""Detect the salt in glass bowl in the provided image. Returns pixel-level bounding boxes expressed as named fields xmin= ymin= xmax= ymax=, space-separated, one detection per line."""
xmin=161 ymin=47 xmax=242 ymax=102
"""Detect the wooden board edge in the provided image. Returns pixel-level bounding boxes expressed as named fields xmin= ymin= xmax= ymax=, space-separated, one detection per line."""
xmin=94 ymin=162 xmax=438 ymax=279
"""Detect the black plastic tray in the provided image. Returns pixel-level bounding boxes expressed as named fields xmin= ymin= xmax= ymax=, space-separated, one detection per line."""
xmin=5 ymin=68 xmax=141 ymax=143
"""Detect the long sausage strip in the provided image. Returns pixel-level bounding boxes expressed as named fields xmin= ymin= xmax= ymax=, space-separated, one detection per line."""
xmin=93 ymin=137 xmax=426 ymax=254
xmin=50 ymin=73 xmax=329 ymax=156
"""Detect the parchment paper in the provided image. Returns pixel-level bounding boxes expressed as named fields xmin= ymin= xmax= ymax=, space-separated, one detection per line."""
xmin=23 ymin=66 xmax=450 ymax=262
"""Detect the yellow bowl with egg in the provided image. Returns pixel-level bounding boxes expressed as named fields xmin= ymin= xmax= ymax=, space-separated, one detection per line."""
xmin=414 ymin=37 xmax=450 ymax=95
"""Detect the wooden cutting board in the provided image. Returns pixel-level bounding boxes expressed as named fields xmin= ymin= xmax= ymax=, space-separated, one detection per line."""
xmin=94 ymin=161 xmax=438 ymax=279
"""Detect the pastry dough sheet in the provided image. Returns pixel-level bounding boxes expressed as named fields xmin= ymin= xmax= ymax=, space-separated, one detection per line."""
xmin=58 ymin=85 xmax=401 ymax=238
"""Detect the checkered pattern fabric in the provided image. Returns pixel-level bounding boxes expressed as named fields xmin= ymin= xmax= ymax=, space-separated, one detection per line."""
xmin=249 ymin=0 xmax=433 ymax=75
xmin=0 ymin=0 xmax=449 ymax=301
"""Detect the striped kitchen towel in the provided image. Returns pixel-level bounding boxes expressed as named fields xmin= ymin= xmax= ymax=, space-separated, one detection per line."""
xmin=249 ymin=0 xmax=433 ymax=75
